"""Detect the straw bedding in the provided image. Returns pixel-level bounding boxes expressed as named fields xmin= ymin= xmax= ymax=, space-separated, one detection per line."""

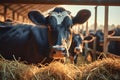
xmin=0 ymin=57 xmax=120 ymax=80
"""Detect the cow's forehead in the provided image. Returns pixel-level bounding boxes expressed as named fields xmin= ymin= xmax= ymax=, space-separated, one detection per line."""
xmin=49 ymin=11 xmax=71 ymax=25
xmin=50 ymin=11 xmax=70 ymax=17
xmin=52 ymin=7 xmax=66 ymax=12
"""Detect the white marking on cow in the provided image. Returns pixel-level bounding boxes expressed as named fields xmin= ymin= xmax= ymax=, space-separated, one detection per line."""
xmin=49 ymin=11 xmax=71 ymax=25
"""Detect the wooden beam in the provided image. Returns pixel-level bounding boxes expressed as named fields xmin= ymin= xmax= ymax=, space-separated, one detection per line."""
xmin=12 ymin=11 xmax=15 ymax=20
xmin=19 ymin=5 xmax=40 ymax=16
xmin=4 ymin=5 xmax=7 ymax=21
xmin=0 ymin=0 xmax=120 ymax=6
xmin=13 ymin=4 xmax=27 ymax=12
xmin=17 ymin=5 xmax=33 ymax=13
xmin=2 ymin=4 xmax=28 ymax=21
xmin=93 ymin=6 xmax=98 ymax=61
xmin=20 ymin=5 xmax=56 ymax=18
xmin=0 ymin=13 xmax=3 ymax=16
xmin=17 ymin=13 xmax=19 ymax=21
xmin=108 ymin=36 xmax=120 ymax=41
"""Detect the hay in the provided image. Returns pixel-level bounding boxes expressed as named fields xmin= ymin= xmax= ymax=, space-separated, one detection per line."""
xmin=80 ymin=58 xmax=120 ymax=80
xmin=0 ymin=57 xmax=120 ymax=80
xmin=0 ymin=58 xmax=40 ymax=80
xmin=33 ymin=62 xmax=81 ymax=80
xmin=0 ymin=58 xmax=81 ymax=80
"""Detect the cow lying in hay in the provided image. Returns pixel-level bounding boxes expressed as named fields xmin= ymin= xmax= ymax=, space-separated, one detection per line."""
xmin=0 ymin=7 xmax=91 ymax=64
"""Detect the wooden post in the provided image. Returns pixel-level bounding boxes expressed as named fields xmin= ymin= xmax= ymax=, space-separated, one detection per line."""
xmin=93 ymin=6 xmax=97 ymax=61
xmin=103 ymin=6 xmax=109 ymax=57
xmin=12 ymin=11 xmax=15 ymax=20
xmin=17 ymin=13 xmax=19 ymax=21
xmin=23 ymin=17 xmax=24 ymax=22
xmin=84 ymin=21 xmax=89 ymax=58
xmin=86 ymin=21 xmax=89 ymax=36
xmin=94 ymin=6 xmax=97 ymax=32
xmin=4 ymin=5 xmax=7 ymax=21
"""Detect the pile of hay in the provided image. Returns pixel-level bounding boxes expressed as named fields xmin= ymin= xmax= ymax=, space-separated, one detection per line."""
xmin=0 ymin=58 xmax=40 ymax=80
xmin=0 ymin=57 xmax=120 ymax=80
xmin=80 ymin=58 xmax=120 ymax=80
xmin=0 ymin=58 xmax=81 ymax=80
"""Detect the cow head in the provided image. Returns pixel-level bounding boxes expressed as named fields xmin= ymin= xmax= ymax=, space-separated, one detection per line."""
xmin=73 ymin=34 xmax=94 ymax=53
xmin=88 ymin=29 xmax=115 ymax=52
xmin=28 ymin=7 xmax=91 ymax=57
xmin=95 ymin=29 xmax=115 ymax=46
xmin=69 ymin=33 xmax=94 ymax=64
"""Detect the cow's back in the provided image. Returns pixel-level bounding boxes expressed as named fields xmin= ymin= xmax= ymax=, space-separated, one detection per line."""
xmin=108 ymin=27 xmax=120 ymax=56
xmin=0 ymin=24 xmax=52 ymax=64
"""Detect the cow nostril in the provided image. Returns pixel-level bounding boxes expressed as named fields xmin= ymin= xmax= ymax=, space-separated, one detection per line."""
xmin=52 ymin=45 xmax=69 ymax=57
xmin=74 ymin=47 xmax=81 ymax=53
xmin=76 ymin=48 xmax=80 ymax=51
xmin=58 ymin=15 xmax=62 ymax=17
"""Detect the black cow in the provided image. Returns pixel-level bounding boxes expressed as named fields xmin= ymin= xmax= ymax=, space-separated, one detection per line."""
xmin=0 ymin=7 xmax=91 ymax=64
xmin=0 ymin=24 xmax=52 ymax=64
xmin=28 ymin=7 xmax=91 ymax=60
xmin=69 ymin=33 xmax=94 ymax=64
xmin=108 ymin=27 xmax=120 ymax=56
xmin=88 ymin=30 xmax=104 ymax=52
xmin=85 ymin=29 xmax=119 ymax=61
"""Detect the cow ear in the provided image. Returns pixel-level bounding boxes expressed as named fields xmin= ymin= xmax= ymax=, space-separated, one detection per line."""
xmin=73 ymin=9 xmax=91 ymax=24
xmin=83 ymin=35 xmax=95 ymax=43
xmin=28 ymin=10 xmax=46 ymax=25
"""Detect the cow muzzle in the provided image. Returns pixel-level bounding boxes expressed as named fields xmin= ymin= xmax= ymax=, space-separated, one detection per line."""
xmin=52 ymin=45 xmax=66 ymax=51
xmin=52 ymin=45 xmax=69 ymax=57
xmin=99 ymin=40 xmax=104 ymax=46
xmin=74 ymin=47 xmax=82 ymax=54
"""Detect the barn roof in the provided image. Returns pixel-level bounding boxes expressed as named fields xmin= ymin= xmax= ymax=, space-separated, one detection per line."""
xmin=1 ymin=0 xmax=120 ymax=5
xmin=0 ymin=3 xmax=58 ymax=23
xmin=0 ymin=0 xmax=120 ymax=23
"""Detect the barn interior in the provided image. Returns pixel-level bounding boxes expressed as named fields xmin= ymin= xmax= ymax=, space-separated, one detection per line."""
xmin=0 ymin=0 xmax=120 ymax=56
xmin=0 ymin=1 xmax=120 ymax=80
xmin=0 ymin=3 xmax=58 ymax=23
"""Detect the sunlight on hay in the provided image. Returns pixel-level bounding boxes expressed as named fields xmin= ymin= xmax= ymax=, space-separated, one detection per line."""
xmin=0 ymin=58 xmax=40 ymax=80
xmin=80 ymin=58 xmax=120 ymax=80
xmin=0 ymin=57 xmax=120 ymax=80
xmin=0 ymin=58 xmax=81 ymax=80
xmin=33 ymin=62 xmax=82 ymax=80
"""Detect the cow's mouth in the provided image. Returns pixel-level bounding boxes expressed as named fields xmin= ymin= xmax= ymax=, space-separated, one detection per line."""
xmin=74 ymin=47 xmax=82 ymax=54
xmin=52 ymin=45 xmax=69 ymax=57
